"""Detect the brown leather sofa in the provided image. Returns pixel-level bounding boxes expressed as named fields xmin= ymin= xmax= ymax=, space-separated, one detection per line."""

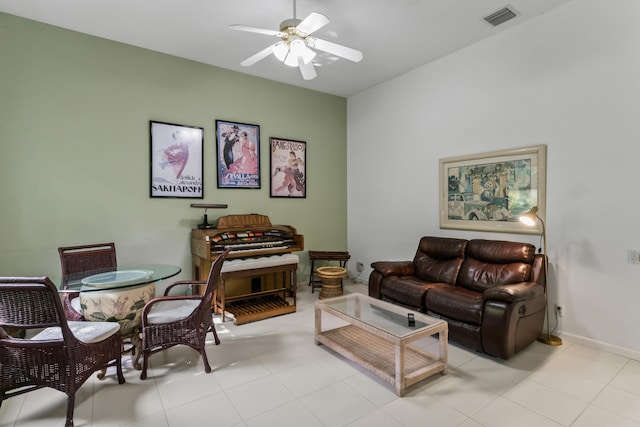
xmin=368 ymin=236 xmax=546 ymax=359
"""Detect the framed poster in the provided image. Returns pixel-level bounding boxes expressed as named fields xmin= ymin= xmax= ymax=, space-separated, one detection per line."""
xmin=215 ymin=120 xmax=260 ymax=189
xmin=150 ymin=121 xmax=203 ymax=199
xmin=439 ymin=144 xmax=546 ymax=234
xmin=270 ymin=137 xmax=306 ymax=198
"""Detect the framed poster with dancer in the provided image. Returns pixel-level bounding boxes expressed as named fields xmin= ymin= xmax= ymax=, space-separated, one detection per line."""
xmin=215 ymin=120 xmax=260 ymax=189
xmin=270 ymin=137 xmax=306 ymax=198
xmin=150 ymin=120 xmax=204 ymax=199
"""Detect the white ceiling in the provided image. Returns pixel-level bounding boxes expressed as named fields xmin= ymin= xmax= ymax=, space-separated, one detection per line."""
xmin=0 ymin=0 xmax=572 ymax=97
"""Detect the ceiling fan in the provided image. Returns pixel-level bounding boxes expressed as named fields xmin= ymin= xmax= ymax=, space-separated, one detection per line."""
xmin=229 ymin=0 xmax=363 ymax=80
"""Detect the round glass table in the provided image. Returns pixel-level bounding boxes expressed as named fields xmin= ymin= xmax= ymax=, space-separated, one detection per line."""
xmin=58 ymin=264 xmax=181 ymax=293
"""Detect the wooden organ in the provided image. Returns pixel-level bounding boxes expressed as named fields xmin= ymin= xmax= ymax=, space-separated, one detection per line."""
xmin=191 ymin=214 xmax=304 ymax=324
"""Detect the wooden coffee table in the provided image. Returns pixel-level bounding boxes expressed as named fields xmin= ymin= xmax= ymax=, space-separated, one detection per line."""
xmin=315 ymin=293 xmax=448 ymax=396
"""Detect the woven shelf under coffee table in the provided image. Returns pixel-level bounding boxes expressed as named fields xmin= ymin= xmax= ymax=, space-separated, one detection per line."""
xmin=315 ymin=293 xmax=448 ymax=396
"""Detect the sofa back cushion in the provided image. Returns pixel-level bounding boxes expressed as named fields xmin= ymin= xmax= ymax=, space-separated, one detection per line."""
xmin=413 ymin=236 xmax=467 ymax=284
xmin=457 ymin=239 xmax=536 ymax=292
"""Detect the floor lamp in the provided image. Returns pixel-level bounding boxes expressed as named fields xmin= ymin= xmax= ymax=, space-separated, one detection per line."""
xmin=519 ymin=206 xmax=563 ymax=346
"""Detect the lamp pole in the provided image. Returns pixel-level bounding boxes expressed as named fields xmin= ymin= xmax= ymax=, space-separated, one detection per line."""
xmin=537 ymin=214 xmax=562 ymax=346
xmin=520 ymin=207 xmax=562 ymax=346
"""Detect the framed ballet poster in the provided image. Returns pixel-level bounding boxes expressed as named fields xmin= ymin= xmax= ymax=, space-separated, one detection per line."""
xmin=270 ymin=137 xmax=306 ymax=198
xmin=150 ymin=121 xmax=204 ymax=199
xmin=215 ymin=120 xmax=260 ymax=189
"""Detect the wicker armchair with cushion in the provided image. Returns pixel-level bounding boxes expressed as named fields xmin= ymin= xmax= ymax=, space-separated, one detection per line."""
xmin=58 ymin=242 xmax=118 ymax=321
xmin=140 ymin=248 xmax=231 ymax=380
xmin=0 ymin=276 xmax=125 ymax=427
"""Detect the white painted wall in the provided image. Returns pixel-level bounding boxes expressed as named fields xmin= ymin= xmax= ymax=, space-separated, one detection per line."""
xmin=347 ymin=0 xmax=640 ymax=354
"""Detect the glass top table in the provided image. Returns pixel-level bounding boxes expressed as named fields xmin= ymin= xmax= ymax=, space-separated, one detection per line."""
xmin=57 ymin=264 xmax=181 ymax=293
xmin=317 ymin=293 xmax=446 ymax=338
xmin=315 ymin=293 xmax=448 ymax=396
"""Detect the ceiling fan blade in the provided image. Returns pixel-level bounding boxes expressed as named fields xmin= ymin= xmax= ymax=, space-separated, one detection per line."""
xmin=296 ymin=12 xmax=330 ymax=35
xmin=229 ymin=24 xmax=282 ymax=37
xmin=311 ymin=38 xmax=363 ymax=62
xmin=298 ymin=57 xmax=317 ymax=80
xmin=240 ymin=44 xmax=277 ymax=67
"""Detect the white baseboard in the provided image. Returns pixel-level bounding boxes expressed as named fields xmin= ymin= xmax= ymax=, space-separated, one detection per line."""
xmin=557 ymin=332 xmax=640 ymax=362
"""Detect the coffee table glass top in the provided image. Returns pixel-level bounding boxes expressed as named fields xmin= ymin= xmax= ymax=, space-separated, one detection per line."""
xmin=317 ymin=293 xmax=445 ymax=338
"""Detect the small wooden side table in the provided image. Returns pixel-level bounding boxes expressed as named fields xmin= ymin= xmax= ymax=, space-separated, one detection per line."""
xmin=308 ymin=251 xmax=351 ymax=294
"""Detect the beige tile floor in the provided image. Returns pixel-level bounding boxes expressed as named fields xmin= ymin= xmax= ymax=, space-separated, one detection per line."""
xmin=3 ymin=280 xmax=640 ymax=427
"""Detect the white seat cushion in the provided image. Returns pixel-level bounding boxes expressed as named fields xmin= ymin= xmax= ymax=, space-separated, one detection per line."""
xmin=221 ymin=253 xmax=299 ymax=273
xmin=146 ymin=299 xmax=200 ymax=324
xmin=31 ymin=321 xmax=120 ymax=344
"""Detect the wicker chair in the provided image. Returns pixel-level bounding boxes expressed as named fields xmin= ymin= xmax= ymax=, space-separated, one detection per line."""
xmin=58 ymin=242 xmax=118 ymax=321
xmin=139 ymin=248 xmax=231 ymax=380
xmin=0 ymin=276 xmax=125 ymax=427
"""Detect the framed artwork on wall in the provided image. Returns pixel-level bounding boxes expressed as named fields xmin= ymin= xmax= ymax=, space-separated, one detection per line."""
xmin=270 ymin=137 xmax=306 ymax=198
xmin=439 ymin=144 xmax=546 ymax=234
xmin=215 ymin=120 xmax=260 ymax=189
xmin=150 ymin=121 xmax=204 ymax=199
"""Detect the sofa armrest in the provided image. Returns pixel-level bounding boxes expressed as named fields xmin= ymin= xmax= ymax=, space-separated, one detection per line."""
xmin=483 ymin=282 xmax=544 ymax=303
xmin=370 ymin=261 xmax=415 ymax=277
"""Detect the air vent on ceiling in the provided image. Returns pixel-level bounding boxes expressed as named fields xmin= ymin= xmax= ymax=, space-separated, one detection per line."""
xmin=484 ymin=6 xmax=518 ymax=27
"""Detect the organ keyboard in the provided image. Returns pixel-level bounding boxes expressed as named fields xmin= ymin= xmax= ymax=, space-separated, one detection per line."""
xmin=191 ymin=213 xmax=303 ymax=264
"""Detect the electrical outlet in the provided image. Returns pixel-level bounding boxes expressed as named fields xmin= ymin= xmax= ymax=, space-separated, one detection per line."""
xmin=556 ymin=304 xmax=564 ymax=318
xmin=628 ymin=249 xmax=640 ymax=264
xmin=356 ymin=262 xmax=364 ymax=272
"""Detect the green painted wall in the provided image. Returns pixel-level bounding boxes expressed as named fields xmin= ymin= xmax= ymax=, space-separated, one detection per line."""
xmin=0 ymin=13 xmax=347 ymax=284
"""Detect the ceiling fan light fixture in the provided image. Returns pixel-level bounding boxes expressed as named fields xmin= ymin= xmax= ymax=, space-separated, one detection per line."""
xmin=301 ymin=46 xmax=316 ymax=64
xmin=290 ymin=39 xmax=306 ymax=56
xmin=279 ymin=38 xmax=316 ymax=67
xmin=273 ymin=42 xmax=289 ymax=62
xmin=283 ymin=51 xmax=299 ymax=67
xmin=283 ymin=55 xmax=296 ymax=67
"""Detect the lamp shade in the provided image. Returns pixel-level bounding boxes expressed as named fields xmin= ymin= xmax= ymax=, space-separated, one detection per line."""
xmin=290 ymin=39 xmax=306 ymax=56
xmin=300 ymin=45 xmax=316 ymax=64
xmin=278 ymin=38 xmax=316 ymax=67
xmin=273 ymin=42 xmax=288 ymax=62
xmin=284 ymin=51 xmax=300 ymax=67
xmin=519 ymin=206 xmax=539 ymax=227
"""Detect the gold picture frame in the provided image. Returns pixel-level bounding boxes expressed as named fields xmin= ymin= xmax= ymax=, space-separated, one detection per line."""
xmin=439 ymin=144 xmax=546 ymax=234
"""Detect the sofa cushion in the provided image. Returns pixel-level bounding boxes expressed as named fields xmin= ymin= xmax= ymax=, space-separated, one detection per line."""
xmin=457 ymin=239 xmax=535 ymax=293
xmin=413 ymin=236 xmax=467 ymax=283
xmin=425 ymin=286 xmax=484 ymax=325
xmin=380 ymin=276 xmax=449 ymax=310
